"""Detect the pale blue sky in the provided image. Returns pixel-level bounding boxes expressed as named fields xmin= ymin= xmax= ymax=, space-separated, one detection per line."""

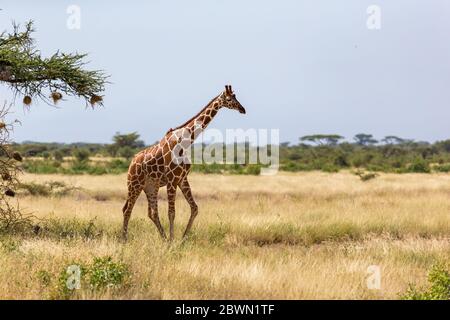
xmin=1 ymin=0 xmax=449 ymax=144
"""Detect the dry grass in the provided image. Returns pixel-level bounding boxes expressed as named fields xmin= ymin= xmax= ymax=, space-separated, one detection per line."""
xmin=0 ymin=171 xmax=449 ymax=299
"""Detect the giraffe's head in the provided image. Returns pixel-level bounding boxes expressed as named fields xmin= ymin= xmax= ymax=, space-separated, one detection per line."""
xmin=217 ymin=85 xmax=246 ymax=114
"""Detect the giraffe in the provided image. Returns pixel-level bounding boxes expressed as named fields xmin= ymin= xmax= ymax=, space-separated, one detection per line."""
xmin=122 ymin=85 xmax=246 ymax=241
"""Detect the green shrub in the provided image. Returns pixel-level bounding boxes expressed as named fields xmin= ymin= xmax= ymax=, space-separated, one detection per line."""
xmin=117 ymin=146 xmax=136 ymax=160
xmin=435 ymin=163 xmax=450 ymax=173
xmin=107 ymin=159 xmax=130 ymax=173
xmin=407 ymin=159 xmax=431 ymax=173
xmin=18 ymin=181 xmax=76 ymax=196
xmin=334 ymin=154 xmax=349 ymax=167
xmin=244 ymin=164 xmax=261 ymax=175
xmin=54 ymin=257 xmax=129 ymax=299
xmin=69 ymin=160 xmax=90 ymax=173
xmin=53 ymin=150 xmax=64 ymax=162
xmin=72 ymin=148 xmax=90 ymax=162
xmin=280 ymin=161 xmax=312 ymax=172
xmin=22 ymin=160 xmax=60 ymax=174
xmin=354 ymin=169 xmax=378 ymax=182
xmin=55 ymin=262 xmax=88 ymax=299
xmin=227 ymin=164 xmax=244 ymax=174
xmin=88 ymin=257 xmax=129 ymax=289
xmin=321 ymin=164 xmax=339 ymax=173
xmin=400 ymin=263 xmax=450 ymax=300
xmin=86 ymin=165 xmax=108 ymax=175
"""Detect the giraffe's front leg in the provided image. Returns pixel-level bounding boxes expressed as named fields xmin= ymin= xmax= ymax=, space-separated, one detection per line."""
xmin=167 ymin=184 xmax=177 ymax=241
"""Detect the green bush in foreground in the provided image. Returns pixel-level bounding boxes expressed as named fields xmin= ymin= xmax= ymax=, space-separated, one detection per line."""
xmin=89 ymin=257 xmax=129 ymax=289
xmin=400 ymin=263 xmax=450 ymax=300
xmin=52 ymin=256 xmax=130 ymax=299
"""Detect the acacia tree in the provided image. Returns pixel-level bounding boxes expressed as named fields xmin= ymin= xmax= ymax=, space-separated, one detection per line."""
xmin=381 ymin=136 xmax=405 ymax=145
xmin=0 ymin=22 xmax=105 ymax=104
xmin=108 ymin=132 xmax=145 ymax=158
xmin=353 ymin=133 xmax=378 ymax=146
xmin=300 ymin=134 xmax=344 ymax=146
xmin=0 ymin=21 xmax=107 ymax=231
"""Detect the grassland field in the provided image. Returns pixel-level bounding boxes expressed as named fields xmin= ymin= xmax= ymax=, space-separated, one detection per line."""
xmin=0 ymin=171 xmax=449 ymax=299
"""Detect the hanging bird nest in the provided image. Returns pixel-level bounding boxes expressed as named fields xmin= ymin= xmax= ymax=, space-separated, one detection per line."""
xmin=12 ymin=151 xmax=23 ymax=162
xmin=23 ymin=95 xmax=32 ymax=106
xmin=90 ymin=94 xmax=103 ymax=106
xmin=50 ymin=92 xmax=63 ymax=104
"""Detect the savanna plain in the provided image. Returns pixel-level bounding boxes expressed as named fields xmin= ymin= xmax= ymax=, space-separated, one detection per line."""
xmin=0 ymin=171 xmax=449 ymax=299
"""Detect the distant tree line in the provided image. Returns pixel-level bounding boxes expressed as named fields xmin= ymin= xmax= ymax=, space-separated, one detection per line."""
xmin=282 ymin=133 xmax=450 ymax=173
xmin=11 ymin=132 xmax=450 ymax=175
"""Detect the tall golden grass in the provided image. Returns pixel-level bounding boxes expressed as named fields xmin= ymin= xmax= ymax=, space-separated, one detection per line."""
xmin=0 ymin=172 xmax=448 ymax=299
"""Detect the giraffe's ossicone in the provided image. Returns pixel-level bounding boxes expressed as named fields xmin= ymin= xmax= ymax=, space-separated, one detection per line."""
xmin=122 ymin=85 xmax=246 ymax=241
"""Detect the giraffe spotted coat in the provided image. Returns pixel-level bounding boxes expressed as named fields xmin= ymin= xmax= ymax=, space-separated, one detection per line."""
xmin=122 ymin=85 xmax=246 ymax=241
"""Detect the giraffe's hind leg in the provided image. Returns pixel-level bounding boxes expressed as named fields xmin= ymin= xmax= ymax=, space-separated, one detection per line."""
xmin=166 ymin=183 xmax=178 ymax=242
xmin=179 ymin=178 xmax=198 ymax=239
xmin=122 ymin=185 xmax=143 ymax=240
xmin=144 ymin=181 xmax=166 ymax=239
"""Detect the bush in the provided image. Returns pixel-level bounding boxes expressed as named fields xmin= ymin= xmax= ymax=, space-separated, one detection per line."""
xmin=72 ymin=148 xmax=90 ymax=163
xmin=400 ymin=263 xmax=450 ymax=300
xmin=117 ymin=146 xmax=136 ymax=160
xmin=435 ymin=163 xmax=450 ymax=173
xmin=22 ymin=160 xmax=60 ymax=174
xmin=354 ymin=169 xmax=378 ymax=181
xmin=53 ymin=150 xmax=64 ymax=162
xmin=407 ymin=158 xmax=431 ymax=173
xmin=55 ymin=262 xmax=88 ymax=299
xmin=53 ymin=256 xmax=129 ymax=299
xmin=88 ymin=257 xmax=129 ymax=289
xmin=280 ymin=161 xmax=312 ymax=172
xmin=86 ymin=166 xmax=108 ymax=175
xmin=19 ymin=181 xmax=76 ymax=197
xmin=107 ymin=159 xmax=130 ymax=172
xmin=192 ymin=163 xmax=223 ymax=174
xmin=321 ymin=164 xmax=339 ymax=173
xmin=244 ymin=164 xmax=261 ymax=175
xmin=334 ymin=154 xmax=349 ymax=167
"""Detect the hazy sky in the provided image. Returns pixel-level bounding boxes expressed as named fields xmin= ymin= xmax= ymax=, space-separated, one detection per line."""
xmin=1 ymin=0 xmax=449 ymax=144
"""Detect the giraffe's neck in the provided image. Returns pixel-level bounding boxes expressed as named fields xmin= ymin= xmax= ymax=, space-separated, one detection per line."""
xmin=188 ymin=99 xmax=220 ymax=132
xmin=169 ymin=95 xmax=221 ymax=142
